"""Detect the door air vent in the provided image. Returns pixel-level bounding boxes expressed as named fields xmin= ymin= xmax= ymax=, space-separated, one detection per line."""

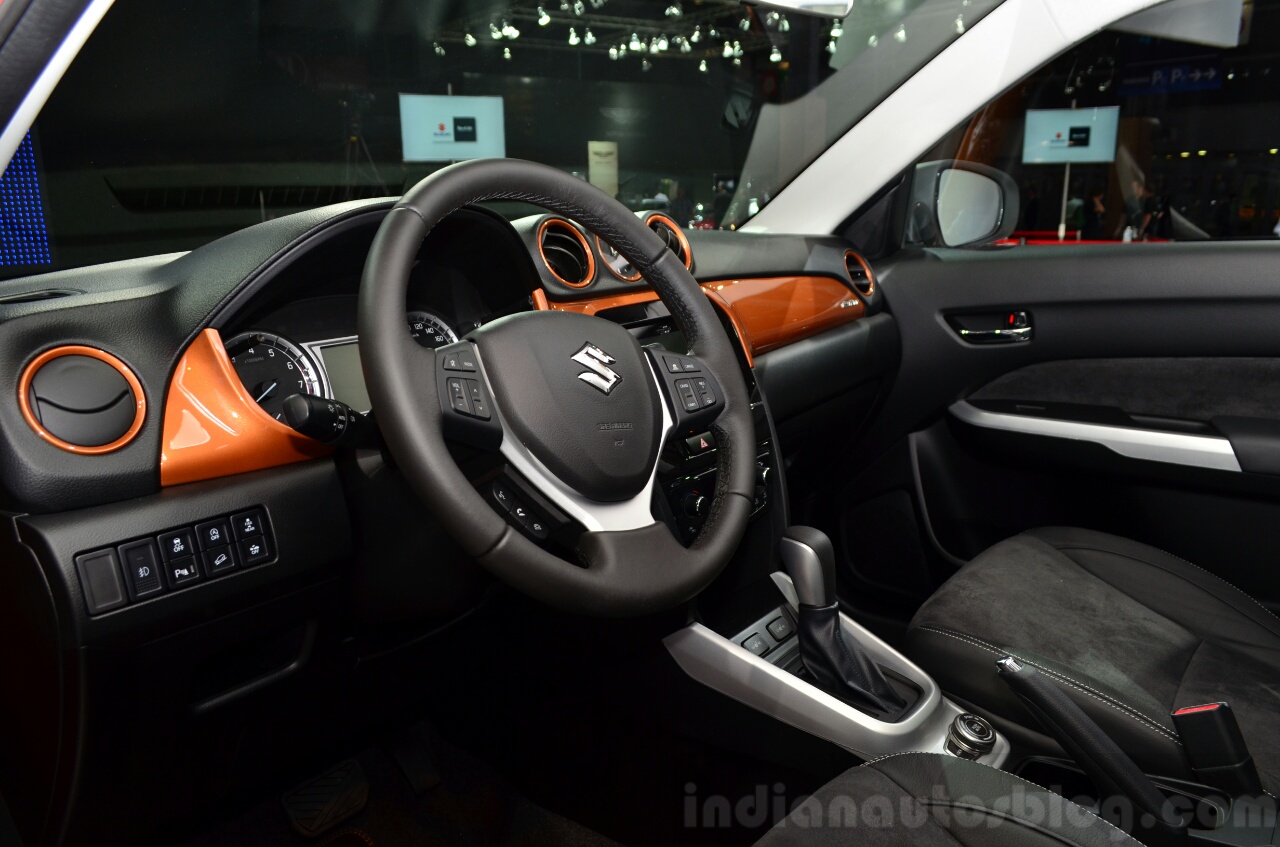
xmin=647 ymin=214 xmax=692 ymax=270
xmin=538 ymin=219 xmax=595 ymax=288
xmin=844 ymin=250 xmax=876 ymax=297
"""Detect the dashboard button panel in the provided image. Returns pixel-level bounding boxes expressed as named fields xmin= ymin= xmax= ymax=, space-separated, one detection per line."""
xmin=73 ymin=506 xmax=275 ymax=615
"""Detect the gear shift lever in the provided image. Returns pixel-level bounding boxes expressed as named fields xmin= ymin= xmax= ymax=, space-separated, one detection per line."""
xmin=780 ymin=527 xmax=907 ymax=716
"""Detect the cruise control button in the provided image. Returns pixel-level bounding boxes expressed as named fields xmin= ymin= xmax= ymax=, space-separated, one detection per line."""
xmin=118 ymin=539 xmax=165 ymax=600
xmin=231 ymin=509 xmax=265 ymax=540
xmin=237 ymin=535 xmax=272 ymax=567
xmin=165 ymin=556 xmax=201 ymax=588
xmin=767 ymin=616 xmax=795 ymax=641
xmin=675 ymin=379 xmax=700 ymax=412
xmin=741 ymin=633 xmax=770 ymax=656
xmin=681 ymin=358 xmax=701 ymax=373
xmin=202 ymin=545 xmax=236 ymax=577
xmin=195 ymin=518 xmax=231 ymax=550
xmin=157 ymin=528 xmax=196 ymax=562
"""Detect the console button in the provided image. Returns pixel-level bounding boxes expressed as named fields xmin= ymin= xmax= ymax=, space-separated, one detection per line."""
xmin=685 ymin=432 xmax=716 ymax=456
xmin=202 ymin=545 xmax=236 ymax=577
xmin=237 ymin=535 xmax=272 ymax=567
xmin=231 ymin=509 xmax=266 ymax=540
xmin=157 ymin=528 xmax=196 ymax=562
xmin=165 ymin=556 xmax=201 ymax=588
xmin=75 ymin=549 xmax=126 ymax=615
xmin=741 ymin=633 xmax=770 ymax=657
xmin=767 ymin=616 xmax=795 ymax=641
xmin=118 ymin=539 xmax=165 ymax=600
xmin=195 ymin=518 xmax=232 ymax=550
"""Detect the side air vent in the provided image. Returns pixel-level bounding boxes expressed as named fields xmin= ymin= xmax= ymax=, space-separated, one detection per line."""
xmin=844 ymin=250 xmax=876 ymax=297
xmin=647 ymin=214 xmax=693 ymax=270
xmin=0 ymin=288 xmax=79 ymax=305
xmin=538 ymin=219 xmax=595 ymax=288
xmin=19 ymin=346 xmax=145 ymax=454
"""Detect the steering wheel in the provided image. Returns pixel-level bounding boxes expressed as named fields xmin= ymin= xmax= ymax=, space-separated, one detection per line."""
xmin=357 ymin=159 xmax=755 ymax=616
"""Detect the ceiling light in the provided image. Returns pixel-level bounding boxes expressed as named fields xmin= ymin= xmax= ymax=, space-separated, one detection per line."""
xmin=830 ymin=21 xmax=843 ymax=38
xmin=464 ymin=33 xmax=477 ymax=46
xmin=503 ymin=47 xmax=512 ymax=59
xmin=732 ymin=57 xmax=741 ymax=66
xmin=657 ymin=34 xmax=669 ymax=51
xmin=678 ymin=38 xmax=692 ymax=54
xmin=1198 ymin=150 xmax=1207 ymax=156
xmin=778 ymin=16 xmax=790 ymax=33
xmin=584 ymin=28 xmax=596 ymax=45
xmin=740 ymin=16 xmax=751 ymax=31
xmin=630 ymin=32 xmax=644 ymax=51
xmin=733 ymin=41 xmax=743 ymax=57
xmin=867 ymin=34 xmax=878 ymax=47
xmin=609 ymin=46 xmax=619 ymax=59
xmin=699 ymin=59 xmax=708 ymax=72
xmin=723 ymin=41 xmax=733 ymax=58
xmin=769 ymin=45 xmax=782 ymax=62
xmin=537 ymin=6 xmax=551 ymax=25
xmin=1271 ymin=148 xmax=1278 ymax=155
xmin=665 ymin=3 xmax=682 ymax=17
xmin=490 ymin=23 xmax=503 ymax=39
xmin=573 ymin=0 xmax=584 ymax=14
xmin=433 ymin=42 xmax=445 ymax=56
xmin=641 ymin=58 xmax=652 ymax=71
xmin=568 ymin=27 xmax=581 ymax=45
xmin=954 ymin=15 xmax=965 ymax=34
xmin=894 ymin=25 xmax=906 ymax=43
xmin=690 ymin=26 xmax=702 ymax=44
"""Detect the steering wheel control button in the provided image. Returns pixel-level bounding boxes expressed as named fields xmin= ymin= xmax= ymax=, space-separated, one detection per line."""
xmin=741 ymin=633 xmax=770 ymax=657
xmin=157 ymin=529 xmax=196 ymax=562
xmin=195 ymin=518 xmax=232 ymax=551
xmin=946 ymin=713 xmax=996 ymax=760
xmin=237 ymin=535 xmax=272 ymax=567
xmin=118 ymin=539 xmax=165 ymax=601
xmin=490 ymin=481 xmax=515 ymax=512
xmin=75 ymin=549 xmax=127 ymax=615
xmin=441 ymin=349 xmax=477 ymax=372
xmin=202 ymin=545 xmax=237 ymax=578
xmin=465 ymin=380 xmax=491 ymax=420
xmin=231 ymin=509 xmax=265 ymax=540
xmin=767 ymin=616 xmax=795 ymax=642
xmin=165 ymin=557 xmax=201 ymax=588
xmin=446 ymin=378 xmax=473 ymax=415
xmin=675 ymin=379 xmax=701 ymax=412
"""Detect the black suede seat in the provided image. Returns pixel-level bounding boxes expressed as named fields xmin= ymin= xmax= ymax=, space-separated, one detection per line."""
xmin=905 ymin=527 xmax=1280 ymax=793
xmin=755 ymin=752 xmax=1141 ymax=846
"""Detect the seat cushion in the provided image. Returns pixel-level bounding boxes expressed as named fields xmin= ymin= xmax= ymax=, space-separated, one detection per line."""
xmin=905 ymin=527 xmax=1280 ymax=793
xmin=755 ymin=752 xmax=1142 ymax=847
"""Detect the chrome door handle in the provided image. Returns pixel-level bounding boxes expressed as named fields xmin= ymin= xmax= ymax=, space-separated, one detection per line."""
xmin=957 ymin=325 xmax=1032 ymax=344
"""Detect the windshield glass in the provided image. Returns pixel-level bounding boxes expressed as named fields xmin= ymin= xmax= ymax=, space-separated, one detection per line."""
xmin=1 ymin=0 xmax=994 ymax=279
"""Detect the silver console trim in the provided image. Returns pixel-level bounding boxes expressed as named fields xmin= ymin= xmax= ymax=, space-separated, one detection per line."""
xmin=664 ymin=574 xmax=1008 ymax=766
xmin=949 ymin=400 xmax=1241 ymax=472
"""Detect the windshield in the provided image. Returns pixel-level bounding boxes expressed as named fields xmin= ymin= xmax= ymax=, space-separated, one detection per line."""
xmin=1 ymin=0 xmax=994 ymax=279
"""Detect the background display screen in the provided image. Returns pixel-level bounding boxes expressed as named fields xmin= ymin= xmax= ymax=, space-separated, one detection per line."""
xmin=317 ymin=342 xmax=371 ymax=413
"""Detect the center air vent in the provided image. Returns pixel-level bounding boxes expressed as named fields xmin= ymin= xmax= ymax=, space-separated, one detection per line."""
xmin=538 ymin=219 xmax=595 ymax=288
xmin=647 ymin=214 xmax=692 ymax=270
xmin=844 ymin=250 xmax=876 ymax=297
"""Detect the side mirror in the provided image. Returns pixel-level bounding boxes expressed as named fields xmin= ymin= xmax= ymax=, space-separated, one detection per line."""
xmin=745 ymin=0 xmax=854 ymax=19
xmin=905 ymin=160 xmax=1019 ymax=248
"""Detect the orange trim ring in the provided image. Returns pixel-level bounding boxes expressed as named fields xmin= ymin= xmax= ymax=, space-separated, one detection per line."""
xmin=647 ymin=214 xmax=693 ymax=270
xmin=160 ymin=328 xmax=332 ymax=486
xmin=18 ymin=345 xmax=147 ymax=454
xmin=844 ymin=249 xmax=876 ymax=297
xmin=537 ymin=218 xmax=597 ymax=288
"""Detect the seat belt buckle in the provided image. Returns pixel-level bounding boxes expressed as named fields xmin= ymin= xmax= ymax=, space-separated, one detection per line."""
xmin=1170 ymin=702 xmax=1263 ymax=797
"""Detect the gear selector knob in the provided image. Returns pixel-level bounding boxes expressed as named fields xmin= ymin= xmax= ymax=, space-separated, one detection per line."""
xmin=779 ymin=526 xmax=838 ymax=607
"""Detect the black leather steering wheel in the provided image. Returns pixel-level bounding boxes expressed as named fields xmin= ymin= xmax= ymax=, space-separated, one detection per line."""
xmin=357 ymin=159 xmax=755 ymax=616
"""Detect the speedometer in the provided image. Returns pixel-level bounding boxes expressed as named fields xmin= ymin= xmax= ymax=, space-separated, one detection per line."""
xmin=406 ymin=310 xmax=458 ymax=348
xmin=225 ymin=331 xmax=327 ymax=421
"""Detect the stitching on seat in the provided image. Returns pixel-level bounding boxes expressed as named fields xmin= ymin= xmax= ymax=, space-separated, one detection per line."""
xmin=862 ymin=751 xmax=1138 ymax=843
xmin=916 ymin=626 xmax=1183 ymax=747
xmin=1050 ymin=541 xmax=1280 ymax=635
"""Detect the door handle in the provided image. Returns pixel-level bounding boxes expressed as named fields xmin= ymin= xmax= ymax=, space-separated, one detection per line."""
xmin=948 ymin=311 xmax=1032 ymax=344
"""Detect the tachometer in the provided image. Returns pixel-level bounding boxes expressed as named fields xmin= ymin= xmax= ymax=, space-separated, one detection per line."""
xmin=224 ymin=331 xmax=327 ymax=421
xmin=406 ymin=310 xmax=458 ymax=348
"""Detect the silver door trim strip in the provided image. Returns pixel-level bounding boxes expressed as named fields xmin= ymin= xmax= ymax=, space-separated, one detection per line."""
xmin=949 ymin=400 xmax=1241 ymax=472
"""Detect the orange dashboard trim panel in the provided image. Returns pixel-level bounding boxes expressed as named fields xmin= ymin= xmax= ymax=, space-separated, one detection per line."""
xmin=160 ymin=328 xmax=332 ymax=487
xmin=537 ymin=275 xmax=864 ymax=362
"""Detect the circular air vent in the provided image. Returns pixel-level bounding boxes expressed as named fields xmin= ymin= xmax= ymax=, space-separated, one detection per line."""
xmin=844 ymin=250 xmax=876 ymax=298
xmin=19 ymin=346 xmax=145 ymax=454
xmin=538 ymin=218 xmax=595 ymax=288
xmin=647 ymin=214 xmax=692 ymax=270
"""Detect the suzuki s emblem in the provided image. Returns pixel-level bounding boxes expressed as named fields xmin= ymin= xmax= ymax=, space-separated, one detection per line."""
xmin=571 ymin=343 xmax=622 ymax=395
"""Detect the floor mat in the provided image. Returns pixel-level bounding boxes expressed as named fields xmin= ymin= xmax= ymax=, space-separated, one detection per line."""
xmin=174 ymin=730 xmax=620 ymax=847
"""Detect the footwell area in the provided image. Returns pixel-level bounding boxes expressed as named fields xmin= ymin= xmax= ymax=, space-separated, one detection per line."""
xmin=177 ymin=730 xmax=619 ymax=847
